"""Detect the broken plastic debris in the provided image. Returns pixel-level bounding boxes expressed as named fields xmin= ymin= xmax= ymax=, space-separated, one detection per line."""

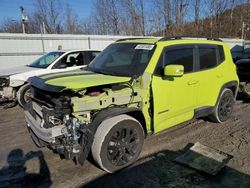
xmin=175 ymin=142 xmax=233 ymax=175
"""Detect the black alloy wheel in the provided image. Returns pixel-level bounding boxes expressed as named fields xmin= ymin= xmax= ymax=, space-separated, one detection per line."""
xmin=217 ymin=90 xmax=234 ymax=122
xmin=107 ymin=127 xmax=139 ymax=166
xmin=91 ymin=115 xmax=144 ymax=173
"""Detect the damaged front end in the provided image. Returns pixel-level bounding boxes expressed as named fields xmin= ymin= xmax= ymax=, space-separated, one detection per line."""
xmin=24 ymin=87 xmax=87 ymax=164
xmin=0 ymin=77 xmax=16 ymax=104
xmin=24 ymin=79 xmax=142 ymax=165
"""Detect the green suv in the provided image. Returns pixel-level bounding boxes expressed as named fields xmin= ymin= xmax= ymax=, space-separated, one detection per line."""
xmin=24 ymin=37 xmax=239 ymax=173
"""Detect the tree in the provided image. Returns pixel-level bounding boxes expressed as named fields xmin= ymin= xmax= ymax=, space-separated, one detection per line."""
xmin=153 ymin=0 xmax=172 ymax=35
xmin=0 ymin=18 xmax=22 ymax=33
xmin=32 ymin=0 xmax=63 ymax=34
xmin=194 ymin=0 xmax=200 ymax=35
xmin=91 ymin=0 xmax=121 ymax=35
xmin=65 ymin=5 xmax=81 ymax=34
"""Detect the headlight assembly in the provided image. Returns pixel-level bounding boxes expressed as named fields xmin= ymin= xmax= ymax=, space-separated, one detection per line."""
xmin=0 ymin=77 xmax=9 ymax=87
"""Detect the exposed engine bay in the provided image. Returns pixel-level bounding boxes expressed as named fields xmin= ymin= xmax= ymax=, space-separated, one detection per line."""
xmin=24 ymin=81 xmax=142 ymax=164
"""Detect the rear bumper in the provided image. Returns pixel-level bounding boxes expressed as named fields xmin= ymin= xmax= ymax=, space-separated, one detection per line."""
xmin=24 ymin=109 xmax=66 ymax=143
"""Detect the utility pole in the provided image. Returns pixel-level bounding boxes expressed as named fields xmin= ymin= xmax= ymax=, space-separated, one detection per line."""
xmin=241 ymin=21 xmax=245 ymax=39
xmin=43 ymin=22 xmax=46 ymax=34
xmin=20 ymin=6 xmax=28 ymax=34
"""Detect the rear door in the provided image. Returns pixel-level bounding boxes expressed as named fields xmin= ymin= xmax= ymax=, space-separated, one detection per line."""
xmin=195 ymin=44 xmax=225 ymax=107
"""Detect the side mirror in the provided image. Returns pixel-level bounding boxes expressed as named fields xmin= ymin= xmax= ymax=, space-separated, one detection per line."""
xmin=164 ymin=65 xmax=184 ymax=77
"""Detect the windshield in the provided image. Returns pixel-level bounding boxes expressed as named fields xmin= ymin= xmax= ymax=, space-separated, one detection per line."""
xmin=87 ymin=43 xmax=155 ymax=77
xmin=29 ymin=51 xmax=64 ymax=68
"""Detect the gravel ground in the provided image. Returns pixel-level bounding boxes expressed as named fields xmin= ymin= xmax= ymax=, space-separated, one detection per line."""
xmin=0 ymin=100 xmax=249 ymax=188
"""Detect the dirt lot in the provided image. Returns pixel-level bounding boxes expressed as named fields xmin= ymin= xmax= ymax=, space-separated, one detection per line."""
xmin=0 ymin=99 xmax=249 ymax=188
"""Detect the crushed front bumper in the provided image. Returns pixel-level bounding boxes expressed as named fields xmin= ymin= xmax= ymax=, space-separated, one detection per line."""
xmin=24 ymin=102 xmax=67 ymax=143
xmin=24 ymin=101 xmax=94 ymax=164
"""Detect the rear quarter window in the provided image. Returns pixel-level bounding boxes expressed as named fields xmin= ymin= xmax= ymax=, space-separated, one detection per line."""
xmin=218 ymin=45 xmax=225 ymax=63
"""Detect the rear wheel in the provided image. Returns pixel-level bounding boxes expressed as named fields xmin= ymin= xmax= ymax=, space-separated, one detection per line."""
xmin=209 ymin=89 xmax=234 ymax=123
xmin=91 ymin=114 xmax=144 ymax=173
xmin=17 ymin=84 xmax=31 ymax=107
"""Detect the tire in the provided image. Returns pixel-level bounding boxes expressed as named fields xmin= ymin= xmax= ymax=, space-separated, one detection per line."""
xmin=91 ymin=114 xmax=144 ymax=173
xmin=17 ymin=83 xmax=31 ymax=107
xmin=209 ymin=89 xmax=235 ymax=123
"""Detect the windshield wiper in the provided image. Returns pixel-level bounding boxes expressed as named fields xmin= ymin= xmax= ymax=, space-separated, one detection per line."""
xmin=87 ymin=66 xmax=129 ymax=77
xmin=94 ymin=69 xmax=128 ymax=76
xmin=95 ymin=69 xmax=117 ymax=76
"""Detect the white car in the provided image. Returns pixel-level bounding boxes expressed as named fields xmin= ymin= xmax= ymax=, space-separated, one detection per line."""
xmin=0 ymin=49 xmax=100 ymax=107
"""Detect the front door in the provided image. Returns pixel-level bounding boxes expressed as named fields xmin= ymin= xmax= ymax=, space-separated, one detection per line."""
xmin=152 ymin=45 xmax=198 ymax=132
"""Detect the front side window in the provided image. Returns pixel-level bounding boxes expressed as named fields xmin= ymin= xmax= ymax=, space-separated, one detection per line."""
xmin=155 ymin=47 xmax=194 ymax=75
xmin=87 ymin=43 xmax=155 ymax=77
xmin=29 ymin=52 xmax=64 ymax=68
xmin=53 ymin=52 xmax=87 ymax=68
xmin=199 ymin=48 xmax=217 ymax=70
xmin=165 ymin=48 xmax=194 ymax=73
xmin=64 ymin=52 xmax=83 ymax=67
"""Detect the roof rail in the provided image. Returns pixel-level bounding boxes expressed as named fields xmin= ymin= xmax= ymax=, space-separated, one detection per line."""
xmin=159 ymin=36 xmax=222 ymax=42
xmin=116 ymin=37 xmax=154 ymax=42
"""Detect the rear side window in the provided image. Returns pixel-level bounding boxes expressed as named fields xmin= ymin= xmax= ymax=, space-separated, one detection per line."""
xmin=218 ymin=45 xmax=225 ymax=63
xmin=199 ymin=48 xmax=217 ymax=70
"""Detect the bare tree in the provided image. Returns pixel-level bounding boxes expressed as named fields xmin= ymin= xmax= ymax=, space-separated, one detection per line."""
xmin=0 ymin=18 xmax=22 ymax=33
xmin=214 ymin=0 xmax=228 ymax=36
xmin=91 ymin=0 xmax=122 ymax=35
xmin=153 ymin=0 xmax=172 ymax=35
xmin=122 ymin=0 xmax=140 ymax=35
xmin=65 ymin=5 xmax=81 ymax=34
xmin=108 ymin=0 xmax=120 ymax=35
xmin=2 ymin=0 xmax=250 ymax=39
xmin=139 ymin=0 xmax=145 ymax=36
xmin=171 ymin=0 xmax=189 ymax=34
xmin=32 ymin=0 xmax=63 ymax=34
xmin=194 ymin=0 xmax=200 ymax=35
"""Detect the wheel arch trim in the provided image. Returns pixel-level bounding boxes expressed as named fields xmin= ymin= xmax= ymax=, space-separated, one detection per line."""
xmin=77 ymin=107 xmax=146 ymax=165
xmin=217 ymin=80 xmax=239 ymax=103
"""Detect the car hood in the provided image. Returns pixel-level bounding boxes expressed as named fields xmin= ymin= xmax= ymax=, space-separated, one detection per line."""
xmin=29 ymin=70 xmax=131 ymax=92
xmin=0 ymin=65 xmax=40 ymax=77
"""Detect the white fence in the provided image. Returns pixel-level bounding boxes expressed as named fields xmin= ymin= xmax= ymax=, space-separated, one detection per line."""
xmin=0 ymin=33 xmax=130 ymax=70
xmin=0 ymin=33 xmax=247 ymax=70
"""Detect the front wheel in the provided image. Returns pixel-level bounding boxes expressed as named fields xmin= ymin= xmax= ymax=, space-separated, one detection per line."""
xmin=17 ymin=84 xmax=31 ymax=107
xmin=91 ymin=114 xmax=144 ymax=173
xmin=209 ymin=89 xmax=235 ymax=123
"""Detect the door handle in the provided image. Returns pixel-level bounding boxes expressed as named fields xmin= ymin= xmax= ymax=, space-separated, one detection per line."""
xmin=188 ymin=80 xmax=199 ymax=85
